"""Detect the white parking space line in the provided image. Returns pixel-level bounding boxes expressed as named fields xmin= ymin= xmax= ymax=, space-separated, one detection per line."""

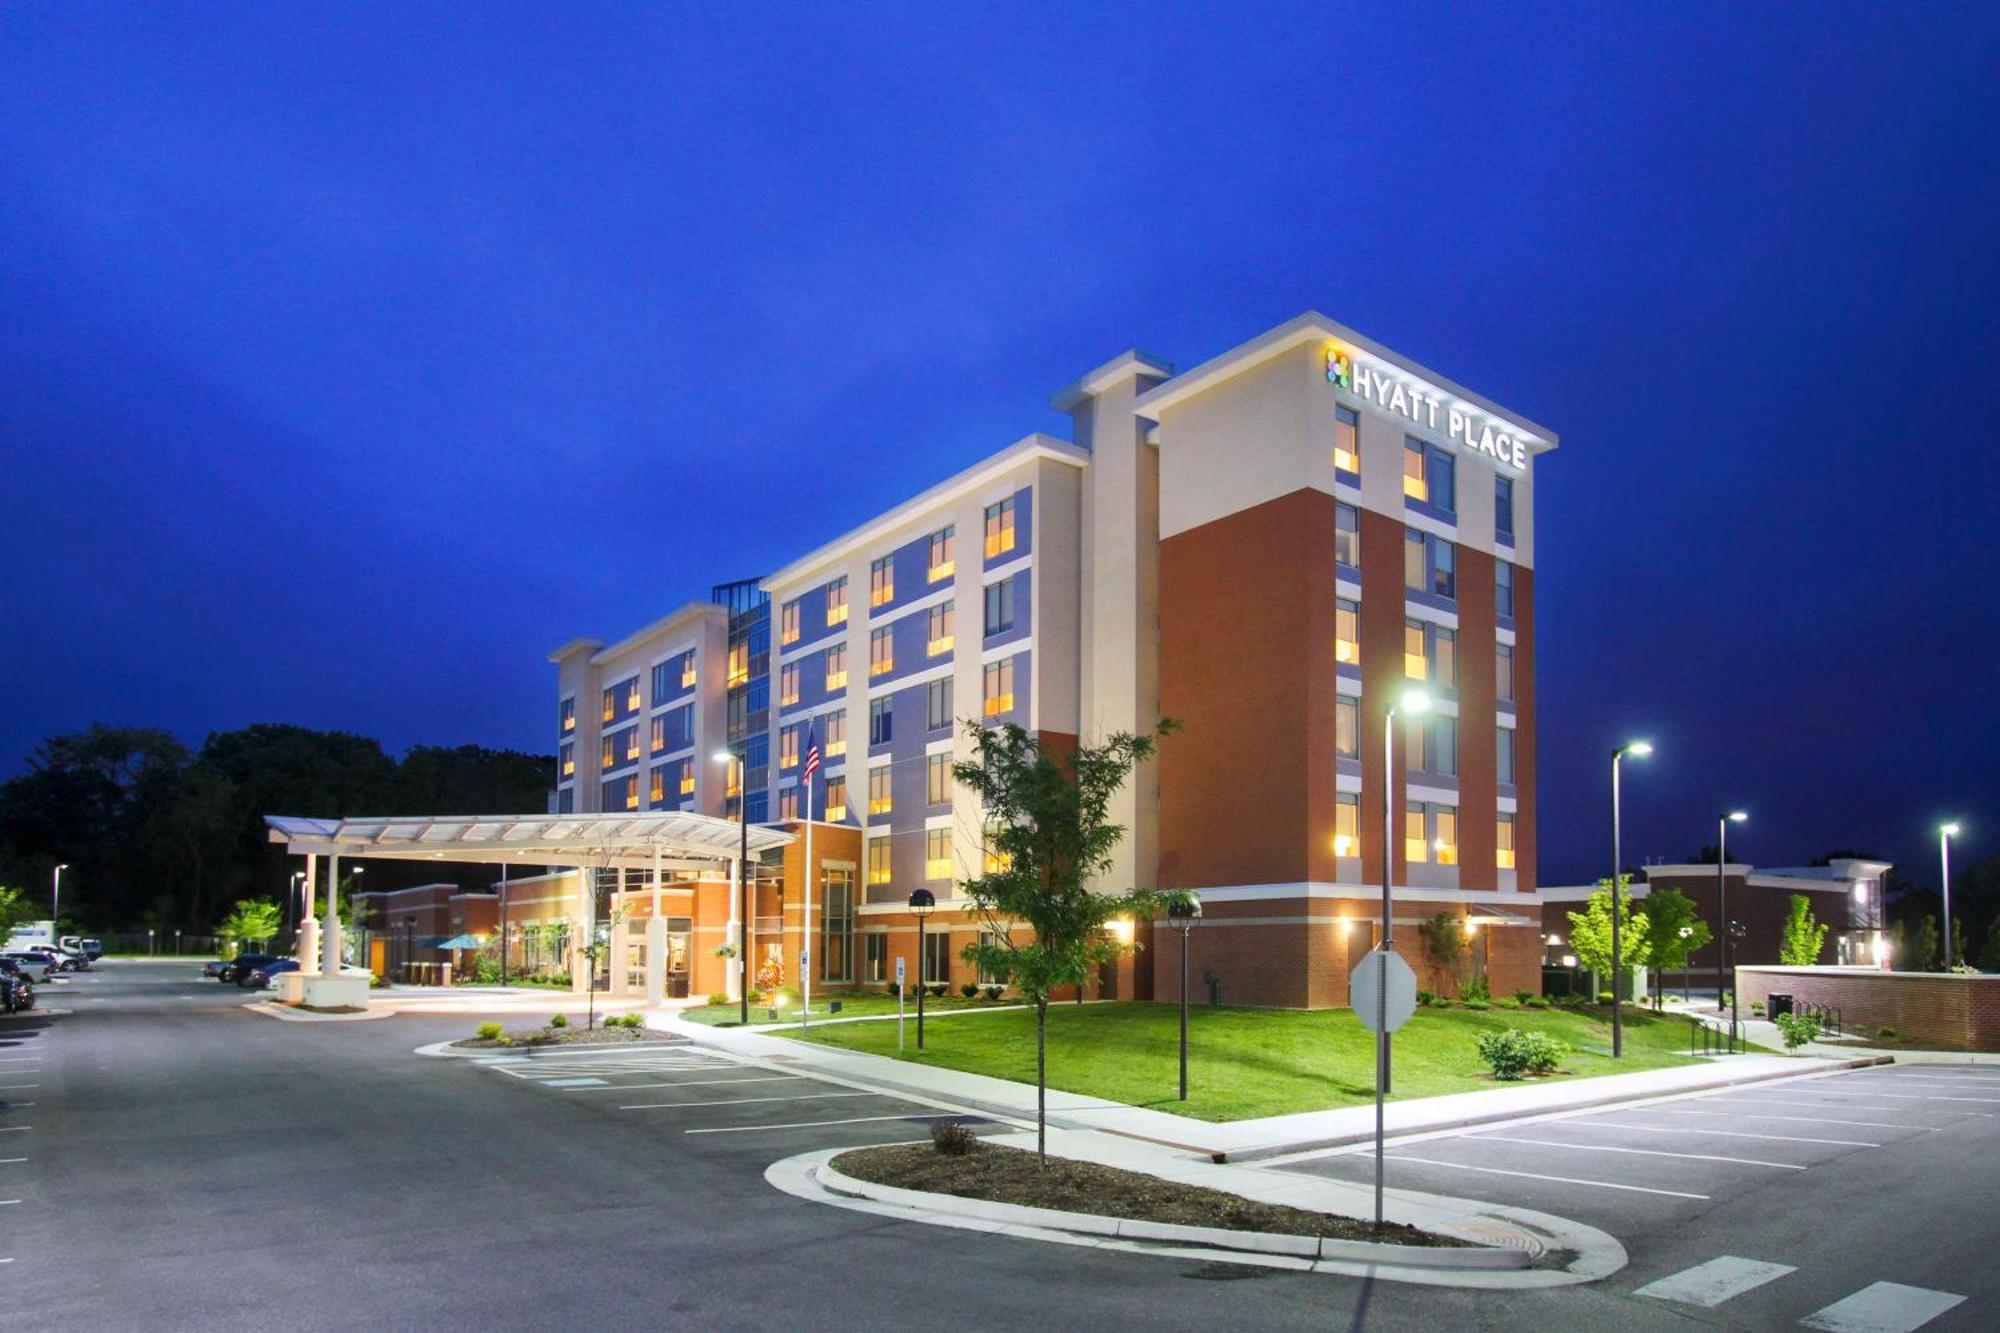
xmin=1634 ymin=1255 xmax=1797 ymax=1307
xmin=1798 ymin=1281 xmax=1966 ymax=1332
xmin=1471 ymin=1135 xmax=1804 ymax=1169
xmin=0 ymin=1127 xmax=28 ymax=1133
xmin=622 ymin=1090 xmax=876 ymax=1111
xmin=1852 ymin=1073 xmax=2000 ymax=1085
xmin=537 ymin=1078 xmax=608 ymax=1088
xmin=1761 ymin=1089 xmax=2000 ymax=1105
xmin=1709 ymin=1096 xmax=1988 ymax=1117
xmin=565 ymin=1076 xmax=796 ymax=1092
xmin=1646 ymin=1109 xmax=1928 ymax=1131
xmin=0 ymin=1085 xmax=37 ymax=1091
xmin=1586 ymin=1121 xmax=1881 ymax=1148
xmin=1384 ymin=1155 xmax=1710 ymax=1199
xmin=685 ymin=1112 xmax=960 ymax=1135
xmin=0 ymin=1158 xmax=25 ymax=1164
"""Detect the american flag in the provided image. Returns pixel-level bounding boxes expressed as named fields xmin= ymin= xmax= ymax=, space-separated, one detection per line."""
xmin=801 ymin=722 xmax=822 ymax=782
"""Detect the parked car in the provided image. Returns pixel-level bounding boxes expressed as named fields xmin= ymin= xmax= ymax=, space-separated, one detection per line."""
xmin=201 ymin=958 xmax=233 ymax=979
xmin=2 ymin=952 xmax=59 ymax=983
xmin=79 ymin=938 xmax=103 ymax=961
xmin=26 ymin=945 xmax=85 ymax=972
xmin=217 ymin=954 xmax=278 ymax=984
xmin=0 ymin=958 xmax=34 ymax=1012
xmin=60 ymin=935 xmax=102 ymax=963
xmin=242 ymin=958 xmax=300 ymax=990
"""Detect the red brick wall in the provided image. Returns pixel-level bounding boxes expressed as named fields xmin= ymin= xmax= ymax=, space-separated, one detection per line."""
xmin=1736 ymin=966 xmax=2000 ymax=1051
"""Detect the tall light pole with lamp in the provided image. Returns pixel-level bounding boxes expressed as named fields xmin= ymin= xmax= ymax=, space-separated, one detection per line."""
xmin=1940 ymin=822 xmax=1962 ymax=970
xmin=51 ymin=863 xmax=68 ymax=932
xmin=1609 ymin=740 xmax=1652 ymax=1058
xmin=1167 ymin=897 xmax=1201 ymax=1100
xmin=1363 ymin=686 xmax=1429 ymax=1231
xmin=908 ymin=888 xmax=936 ymax=1049
xmin=713 ymin=748 xmax=751 ymax=1024
xmin=1717 ymin=810 xmax=1748 ymax=1049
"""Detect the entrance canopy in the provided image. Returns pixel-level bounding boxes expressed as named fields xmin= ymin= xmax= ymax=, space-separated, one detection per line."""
xmin=264 ymin=811 xmax=793 ymax=872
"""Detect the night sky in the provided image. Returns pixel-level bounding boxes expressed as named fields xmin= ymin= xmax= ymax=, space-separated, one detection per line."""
xmin=4 ymin=3 xmax=1996 ymax=888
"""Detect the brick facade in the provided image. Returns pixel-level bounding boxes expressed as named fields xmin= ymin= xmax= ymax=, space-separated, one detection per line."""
xmin=1736 ymin=966 xmax=2000 ymax=1052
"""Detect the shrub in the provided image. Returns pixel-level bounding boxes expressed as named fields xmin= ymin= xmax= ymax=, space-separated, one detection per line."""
xmin=931 ymin=1121 xmax=978 ymax=1156
xmin=1494 ymin=997 xmax=1519 ymax=1009
xmin=1597 ymin=991 xmax=1616 ymax=1005
xmin=886 ymin=982 xmax=902 ymax=998
xmin=928 ymin=983 xmax=948 ymax=998
xmin=604 ymin=1013 xmax=643 ymax=1030
xmin=1463 ymin=974 xmax=1491 ymax=1004
xmin=1878 ymin=1025 xmax=1898 ymax=1040
xmin=1522 ymin=1031 xmax=1566 ymax=1074
xmin=1514 ymin=989 xmax=1534 ymax=1006
xmin=961 ymin=983 xmax=980 ymax=999
xmin=549 ymin=1013 xmax=569 ymax=1029
xmin=1774 ymin=1011 xmax=1822 ymax=1049
xmin=1430 ymin=997 xmax=1452 ymax=1010
xmin=1463 ymin=999 xmax=1491 ymax=1011
xmin=1524 ymin=996 xmax=1551 ymax=1009
xmin=1415 ymin=990 xmax=1435 ymax=1007
xmin=1476 ymin=1029 xmax=1535 ymax=1080
xmin=978 ymin=984 xmax=1005 ymax=1002
xmin=1751 ymin=1001 xmax=1765 ymax=1015
xmin=706 ymin=992 xmax=730 ymax=1006
xmin=475 ymin=1022 xmax=503 ymax=1041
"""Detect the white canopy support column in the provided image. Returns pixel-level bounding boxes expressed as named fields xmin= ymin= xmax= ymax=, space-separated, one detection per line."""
xmin=725 ymin=856 xmax=743 ymax=1002
xmin=572 ymin=865 xmax=592 ymax=995
xmin=645 ymin=840 xmax=666 ymax=1004
xmin=297 ymin=852 xmax=321 ymax=976
xmin=321 ymin=853 xmax=342 ymax=975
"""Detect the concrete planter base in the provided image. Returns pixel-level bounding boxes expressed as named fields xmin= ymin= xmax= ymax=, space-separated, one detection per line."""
xmin=301 ymin=973 xmax=370 ymax=1010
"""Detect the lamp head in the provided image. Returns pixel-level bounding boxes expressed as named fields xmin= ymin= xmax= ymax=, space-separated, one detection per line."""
xmin=1398 ymin=688 xmax=1432 ymax=716
xmin=712 ymin=750 xmax=735 ymax=766
xmin=1941 ymin=822 xmax=1962 ymax=838
xmin=1620 ymin=740 xmax=1653 ymax=758
xmin=907 ymin=887 xmax=936 ymax=918
xmin=1726 ymin=810 xmax=1749 ymax=824
xmin=1167 ymin=896 xmax=1201 ymax=928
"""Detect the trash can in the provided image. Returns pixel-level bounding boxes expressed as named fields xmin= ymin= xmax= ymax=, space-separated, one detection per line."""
xmin=1767 ymin=993 xmax=1794 ymax=1018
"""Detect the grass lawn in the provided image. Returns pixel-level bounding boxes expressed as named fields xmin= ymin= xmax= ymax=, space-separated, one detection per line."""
xmin=680 ymin=991 xmax=1010 ymax=1027
xmin=791 ymin=1000 xmax=1718 ymax=1121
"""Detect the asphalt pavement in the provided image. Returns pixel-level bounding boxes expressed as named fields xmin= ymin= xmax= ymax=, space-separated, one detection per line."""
xmin=3 ymin=960 xmax=1993 ymax=1331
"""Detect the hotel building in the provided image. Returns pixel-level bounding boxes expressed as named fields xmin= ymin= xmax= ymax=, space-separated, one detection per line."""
xmin=537 ymin=312 xmax=1555 ymax=1007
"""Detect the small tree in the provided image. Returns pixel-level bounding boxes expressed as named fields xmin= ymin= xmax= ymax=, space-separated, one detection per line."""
xmin=217 ymin=898 xmax=283 ymax=954
xmin=1978 ymin=919 xmax=2000 ymax=974
xmin=0 ymin=884 xmax=34 ymax=938
xmin=1779 ymin=894 xmax=1828 ymax=966
xmin=955 ymin=718 xmax=1183 ymax=1164
xmin=1642 ymin=888 xmax=1712 ymax=1007
xmin=1418 ymin=912 xmax=1467 ymax=996
xmin=1566 ymin=876 xmax=1650 ymax=1000
xmin=1914 ymin=914 xmax=1940 ymax=972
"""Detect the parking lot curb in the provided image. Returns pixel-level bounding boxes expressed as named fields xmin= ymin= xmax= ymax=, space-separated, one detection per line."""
xmin=242 ymin=999 xmax=392 ymax=1023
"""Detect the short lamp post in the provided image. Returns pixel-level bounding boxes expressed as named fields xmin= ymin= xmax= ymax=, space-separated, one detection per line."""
xmin=1718 ymin=810 xmax=1748 ymax=1049
xmin=713 ymin=748 xmax=750 ymax=1024
xmin=1678 ymin=925 xmax=1694 ymax=1002
xmin=908 ymin=888 xmax=936 ymax=1050
xmin=1940 ymin=822 xmax=1962 ymax=971
xmin=1167 ymin=897 xmax=1202 ymax=1101
xmin=147 ymin=928 xmax=155 ymax=956
xmin=1609 ymin=740 xmax=1653 ymax=1058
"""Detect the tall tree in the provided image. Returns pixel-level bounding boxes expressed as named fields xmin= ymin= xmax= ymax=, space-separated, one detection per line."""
xmin=1566 ymin=876 xmax=1651 ymax=996
xmin=1779 ymin=894 xmax=1829 ymax=966
xmin=1641 ymin=887 xmax=1711 ymax=1006
xmin=954 ymin=719 xmax=1182 ymax=1163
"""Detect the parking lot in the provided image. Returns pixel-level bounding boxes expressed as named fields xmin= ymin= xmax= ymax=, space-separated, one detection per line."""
xmin=1278 ymin=1062 xmax=1998 ymax=1328
xmin=0 ymin=1004 xmax=50 ymax=1266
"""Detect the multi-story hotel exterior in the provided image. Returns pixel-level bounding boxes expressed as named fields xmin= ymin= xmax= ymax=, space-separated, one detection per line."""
xmin=541 ymin=312 xmax=1555 ymax=1007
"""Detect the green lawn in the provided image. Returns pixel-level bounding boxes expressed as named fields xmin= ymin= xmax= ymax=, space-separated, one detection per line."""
xmin=680 ymin=991 xmax=1007 ymax=1027
xmin=790 ymin=1000 xmax=1715 ymax=1121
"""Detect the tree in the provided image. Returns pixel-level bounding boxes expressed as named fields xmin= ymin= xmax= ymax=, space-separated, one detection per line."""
xmin=1418 ymin=912 xmax=1467 ymax=995
xmin=217 ymin=898 xmax=283 ymax=954
xmin=954 ymin=719 xmax=1183 ymax=1163
xmin=1779 ymin=894 xmax=1829 ymax=966
xmin=1566 ymin=876 xmax=1650 ymax=997
xmin=1642 ymin=887 xmax=1711 ymax=1006
xmin=1978 ymin=919 xmax=2000 ymax=974
xmin=0 ymin=884 xmax=34 ymax=937
xmin=1913 ymin=914 xmax=1941 ymax=972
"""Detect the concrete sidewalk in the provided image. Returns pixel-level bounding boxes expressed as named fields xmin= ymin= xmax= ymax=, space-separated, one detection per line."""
xmin=655 ymin=1011 xmax=1884 ymax=1162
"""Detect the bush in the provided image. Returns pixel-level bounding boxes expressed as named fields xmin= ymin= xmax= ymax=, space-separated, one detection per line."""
xmin=1514 ymin=989 xmax=1535 ymax=1006
xmin=1751 ymin=1001 xmax=1765 ymax=1015
xmin=1463 ymin=999 xmax=1491 ymax=1010
xmin=1430 ymin=997 xmax=1452 ymax=1010
xmin=1524 ymin=995 xmax=1551 ymax=1009
xmin=1476 ymin=1029 xmax=1535 ymax=1080
xmin=476 ymin=1022 xmax=504 ymax=1041
xmin=1415 ymin=990 xmax=1435 ymax=1007
xmin=961 ymin=983 xmax=980 ymax=999
xmin=931 ymin=1121 xmax=978 ymax=1156
xmin=550 ymin=1013 xmax=569 ymax=1029
xmin=1523 ymin=1031 xmax=1566 ymax=1075
xmin=604 ymin=1013 xmax=644 ymax=1030
xmin=978 ymin=984 xmax=1005 ymax=1002
xmin=1878 ymin=1025 xmax=1898 ymax=1040
xmin=1774 ymin=1011 xmax=1822 ymax=1049
xmin=886 ymin=982 xmax=902 ymax=998
xmin=1597 ymin=991 xmax=1616 ymax=1005
xmin=1494 ymin=997 xmax=1520 ymax=1009
xmin=706 ymin=992 xmax=730 ymax=1007
xmin=1463 ymin=974 xmax=1491 ymax=1005
xmin=928 ymin=983 xmax=948 ymax=998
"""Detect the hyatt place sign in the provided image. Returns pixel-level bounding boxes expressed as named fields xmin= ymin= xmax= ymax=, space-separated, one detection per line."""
xmin=1327 ymin=345 xmax=1529 ymax=472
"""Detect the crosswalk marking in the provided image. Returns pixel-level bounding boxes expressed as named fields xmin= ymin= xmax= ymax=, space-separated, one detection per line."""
xmin=1798 ymin=1281 xmax=1966 ymax=1332
xmin=1634 ymin=1256 xmax=1796 ymax=1307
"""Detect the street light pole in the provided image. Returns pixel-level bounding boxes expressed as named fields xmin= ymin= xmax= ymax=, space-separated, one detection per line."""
xmin=1168 ymin=898 xmax=1201 ymax=1100
xmin=1719 ymin=810 xmax=1747 ymax=1051
xmin=1940 ymin=823 xmax=1961 ymax=970
xmin=1374 ymin=688 xmax=1428 ymax=1228
xmin=51 ymin=863 xmax=67 ymax=931
xmin=909 ymin=888 xmax=936 ymax=1049
xmin=1610 ymin=740 xmax=1653 ymax=1059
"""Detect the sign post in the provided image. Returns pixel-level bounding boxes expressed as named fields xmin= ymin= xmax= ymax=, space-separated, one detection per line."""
xmin=799 ymin=949 xmax=810 ymax=1030
xmin=1351 ymin=946 xmax=1417 ymax=1231
xmin=896 ymin=956 xmax=907 ymax=1054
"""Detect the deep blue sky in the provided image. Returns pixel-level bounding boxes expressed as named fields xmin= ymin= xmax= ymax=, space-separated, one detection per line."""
xmin=3 ymin=3 xmax=1996 ymax=887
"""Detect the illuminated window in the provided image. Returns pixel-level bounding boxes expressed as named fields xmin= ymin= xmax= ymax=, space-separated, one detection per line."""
xmin=624 ymin=728 xmax=640 ymax=763
xmin=723 ymin=760 xmax=741 ymax=800
xmin=559 ymin=742 xmax=574 ymax=779
xmin=601 ymin=686 xmax=617 ymax=723
xmin=780 ymin=662 xmax=800 ymax=707
xmin=926 ymin=828 xmax=952 ymax=881
xmin=826 ymin=576 xmax=849 ymax=626
xmin=1336 ymin=696 xmax=1359 ymax=759
xmin=1496 ymin=643 xmax=1515 ymax=702
xmin=649 ymin=767 xmax=665 ymax=805
xmin=926 ymin=678 xmax=952 ymax=731
xmin=1405 ymin=529 xmax=1455 ymax=600
xmin=824 ymin=642 xmax=847 ymax=691
xmin=623 ymin=775 xmax=640 ymax=811
xmin=780 ymin=599 xmax=801 ymax=645
xmin=825 ymin=776 xmax=848 ymax=823
xmin=600 ymin=736 xmax=615 ymax=770
xmin=825 ymin=708 xmax=847 ymax=757
xmin=982 ymin=659 xmax=1015 ymax=717
xmin=869 ymin=696 xmax=892 ymax=746
xmin=560 ymin=697 xmax=576 ymax=734
xmin=1405 ymin=619 xmax=1455 ymax=686
xmin=1404 ymin=437 xmax=1454 ymax=513
xmin=1334 ymin=792 xmax=1359 ymax=858
xmin=650 ymin=716 xmax=666 ymax=753
xmin=1405 ymin=801 xmax=1429 ymax=864
xmin=1335 ymin=502 xmax=1361 ymax=570
xmin=868 ymin=765 xmax=892 ymax=816
xmin=779 ymin=725 xmax=801 ymax=770
xmin=1402 ymin=439 xmax=1428 ymax=502
xmin=927 ymin=601 xmax=954 ymax=657
xmin=869 ymin=626 xmax=893 ymax=676
xmin=778 ymin=787 xmax=800 ymax=820
xmin=1496 ymin=560 xmax=1514 ymax=618
xmin=983 ymin=840 xmax=1011 ymax=874
xmin=928 ymin=527 xmax=955 ymax=583
xmin=726 ymin=641 xmax=749 ymax=687
xmin=678 ymin=760 xmax=694 ymax=796
xmin=1497 ymin=812 xmax=1517 ymax=869
xmin=1404 ymin=620 xmax=1428 ymax=680
xmin=867 ymin=836 xmax=891 ymax=885
xmin=983 ymin=577 xmax=1015 ymax=636
xmin=680 ymin=651 xmax=697 ymax=688
xmin=1497 ymin=725 xmax=1516 ymax=784
xmin=1335 ymin=405 xmax=1360 ymax=475
xmin=1433 ymin=805 xmax=1459 ymax=866
xmin=926 ymin=752 xmax=950 ymax=806
xmin=627 ymin=678 xmax=642 ymax=713
xmin=983 ymin=496 xmax=1016 ymax=559
xmin=1335 ymin=598 xmax=1359 ymax=665
xmin=869 ymin=556 xmax=894 ymax=608
xmin=657 ymin=703 xmax=692 ymax=752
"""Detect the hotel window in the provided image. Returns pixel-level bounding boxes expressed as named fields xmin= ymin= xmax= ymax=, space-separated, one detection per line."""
xmin=983 ymin=659 xmax=1015 ymax=717
xmin=559 ymin=741 xmax=574 ymax=779
xmin=780 ymin=662 xmax=800 ymax=707
xmin=1495 ymin=475 xmax=1515 ymax=542
xmin=1420 ymin=713 xmax=1457 ymax=776
xmin=1334 ymin=792 xmax=1360 ymax=858
xmin=1497 ymin=726 xmax=1516 ymax=784
xmin=869 ymin=696 xmax=892 ymax=746
xmin=923 ymin=929 xmax=952 ymax=984
xmin=869 ymin=626 xmax=893 ymax=677
xmin=723 ymin=758 xmax=741 ymax=799
xmin=869 ymin=556 xmax=894 ymax=608
xmin=825 ymin=775 xmax=848 ymax=822
xmin=650 ymin=659 xmax=674 ymax=700
xmin=600 ymin=735 xmax=616 ymax=770
xmin=1334 ymin=404 xmax=1361 ymax=476
xmin=928 ymin=526 xmax=956 ymax=583
xmin=1405 ymin=619 xmax=1455 ymax=686
xmin=677 ymin=758 xmax=695 ymax=795
xmin=868 ymin=765 xmax=892 ymax=817
xmin=601 ymin=685 xmax=618 ymax=723
xmin=650 ymin=716 xmax=667 ymax=754
xmin=649 ymin=766 xmax=666 ymax=806
xmin=780 ymin=598 xmax=801 ymax=645
xmin=557 ymin=787 xmax=574 ymax=814
xmin=1405 ymin=530 xmax=1455 ymax=600
xmin=679 ymin=651 xmax=697 ymax=688
xmin=624 ymin=727 xmax=641 ymax=763
xmin=926 ymin=678 xmax=953 ymax=732
xmin=926 ymin=828 xmax=952 ymax=881
xmin=726 ymin=640 xmax=749 ymax=687
xmin=984 ymin=577 xmax=1015 ymax=636
xmin=1336 ymin=696 xmax=1359 ymax=759
xmin=825 ymin=708 xmax=847 ymax=757
xmin=1335 ymin=502 xmax=1360 ymax=570
xmin=779 ymin=724 xmax=801 ymax=770
xmin=926 ymin=752 xmax=951 ymax=806
xmin=1496 ymin=560 xmax=1515 ymax=618
xmin=927 ymin=601 xmax=955 ymax=657
xmin=620 ymin=775 xmax=641 ymax=811
xmin=822 ymin=869 xmax=855 ymax=983
xmin=867 ymin=836 xmax=891 ymax=885
xmin=1404 ymin=438 xmax=1455 ymax=513
xmin=984 ymin=831 xmax=1011 ymax=875
xmin=1335 ymin=598 xmax=1359 ymax=665
xmin=825 ymin=642 xmax=849 ymax=691
xmin=1432 ymin=805 xmax=1459 ymax=865
xmin=660 ymin=703 xmax=692 ymax=751
xmin=1405 ymin=801 xmax=1429 ymax=864
xmin=826 ymin=576 xmax=849 ymax=626
xmin=560 ymin=697 xmax=576 ymax=734
xmin=777 ymin=787 xmax=800 ymax=820
xmin=1402 ymin=438 xmax=1428 ymax=502
xmin=1404 ymin=620 xmax=1427 ymax=679
xmin=1495 ymin=643 xmax=1515 ymax=702
xmin=983 ymin=496 xmax=1017 ymax=559
xmin=1496 ymin=812 xmax=1517 ymax=869
xmin=863 ymin=932 xmax=887 ymax=983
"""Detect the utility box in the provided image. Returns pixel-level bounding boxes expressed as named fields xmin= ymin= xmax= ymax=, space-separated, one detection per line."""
xmin=1767 ymin=993 xmax=1794 ymax=1018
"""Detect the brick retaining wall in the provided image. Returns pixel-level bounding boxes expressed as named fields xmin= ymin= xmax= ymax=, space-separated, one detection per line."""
xmin=1736 ymin=966 xmax=2000 ymax=1051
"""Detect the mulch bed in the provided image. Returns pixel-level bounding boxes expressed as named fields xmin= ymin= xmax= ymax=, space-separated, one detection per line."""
xmin=451 ymin=1026 xmax=684 ymax=1049
xmin=833 ymin=1141 xmax=1465 ymax=1247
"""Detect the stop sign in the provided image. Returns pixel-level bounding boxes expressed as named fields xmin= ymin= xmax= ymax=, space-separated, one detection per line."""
xmin=1351 ymin=948 xmax=1418 ymax=1034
